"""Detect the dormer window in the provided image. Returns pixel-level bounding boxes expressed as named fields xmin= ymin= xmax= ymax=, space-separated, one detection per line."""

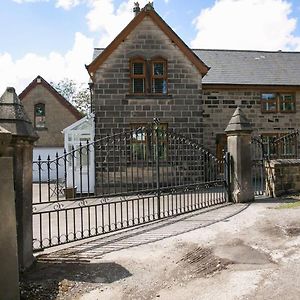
xmin=130 ymin=57 xmax=168 ymax=95
xmin=35 ymin=103 xmax=46 ymax=129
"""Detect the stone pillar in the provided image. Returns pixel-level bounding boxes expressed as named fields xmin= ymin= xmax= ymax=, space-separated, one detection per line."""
xmin=0 ymin=126 xmax=20 ymax=300
xmin=225 ymin=107 xmax=254 ymax=203
xmin=0 ymin=87 xmax=38 ymax=270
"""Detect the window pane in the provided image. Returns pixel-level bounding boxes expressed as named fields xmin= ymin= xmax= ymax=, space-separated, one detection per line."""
xmin=262 ymin=102 xmax=276 ymax=111
xmin=133 ymin=63 xmax=144 ymax=75
xmin=132 ymin=144 xmax=146 ymax=160
xmin=262 ymin=93 xmax=276 ymax=101
xmin=35 ymin=104 xmax=45 ymax=116
xmin=280 ymin=94 xmax=295 ymax=112
xmin=132 ymin=130 xmax=146 ymax=141
xmin=262 ymin=135 xmax=277 ymax=156
xmin=281 ymin=94 xmax=293 ymax=101
xmin=280 ymin=101 xmax=295 ymax=112
xmin=133 ymin=78 xmax=144 ymax=93
xmin=153 ymin=63 xmax=164 ymax=76
xmin=153 ymin=79 xmax=163 ymax=93
xmin=35 ymin=116 xmax=46 ymax=128
xmin=261 ymin=93 xmax=276 ymax=111
xmin=153 ymin=79 xmax=167 ymax=94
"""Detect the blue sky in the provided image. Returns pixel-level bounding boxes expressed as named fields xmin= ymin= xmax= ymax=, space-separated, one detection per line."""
xmin=1 ymin=0 xmax=300 ymax=93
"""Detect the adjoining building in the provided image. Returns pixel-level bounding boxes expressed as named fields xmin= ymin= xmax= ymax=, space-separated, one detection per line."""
xmin=19 ymin=75 xmax=82 ymax=181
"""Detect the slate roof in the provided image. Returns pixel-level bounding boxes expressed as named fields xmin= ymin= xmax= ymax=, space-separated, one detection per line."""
xmin=194 ymin=49 xmax=300 ymax=86
xmin=92 ymin=48 xmax=300 ymax=86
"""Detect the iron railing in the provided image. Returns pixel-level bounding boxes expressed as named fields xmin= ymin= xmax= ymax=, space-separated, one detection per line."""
xmin=32 ymin=124 xmax=230 ymax=250
xmin=251 ymin=130 xmax=300 ymax=195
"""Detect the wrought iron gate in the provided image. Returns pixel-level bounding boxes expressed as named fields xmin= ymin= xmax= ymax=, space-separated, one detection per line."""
xmin=251 ymin=137 xmax=266 ymax=195
xmin=251 ymin=131 xmax=299 ymax=196
xmin=32 ymin=125 xmax=231 ymax=251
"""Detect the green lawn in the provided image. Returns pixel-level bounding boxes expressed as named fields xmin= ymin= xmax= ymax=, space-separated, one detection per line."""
xmin=276 ymin=201 xmax=300 ymax=209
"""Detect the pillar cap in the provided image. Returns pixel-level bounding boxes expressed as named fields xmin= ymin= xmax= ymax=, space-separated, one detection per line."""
xmin=225 ymin=106 xmax=252 ymax=133
xmin=0 ymin=87 xmax=38 ymax=141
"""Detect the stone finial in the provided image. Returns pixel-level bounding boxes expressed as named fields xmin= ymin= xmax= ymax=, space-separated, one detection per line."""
xmin=225 ymin=106 xmax=252 ymax=133
xmin=0 ymin=87 xmax=38 ymax=141
xmin=144 ymin=2 xmax=154 ymax=11
xmin=133 ymin=2 xmax=140 ymax=16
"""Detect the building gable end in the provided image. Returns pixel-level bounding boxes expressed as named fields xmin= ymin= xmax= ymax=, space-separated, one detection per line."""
xmin=86 ymin=9 xmax=209 ymax=77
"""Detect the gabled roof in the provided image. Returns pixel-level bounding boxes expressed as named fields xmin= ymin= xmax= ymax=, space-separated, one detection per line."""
xmin=19 ymin=76 xmax=82 ymax=120
xmin=86 ymin=5 xmax=209 ymax=78
xmin=194 ymin=49 xmax=300 ymax=86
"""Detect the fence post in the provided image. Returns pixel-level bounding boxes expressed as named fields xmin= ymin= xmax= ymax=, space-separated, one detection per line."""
xmin=0 ymin=126 xmax=20 ymax=299
xmin=225 ymin=107 xmax=254 ymax=203
xmin=0 ymin=87 xmax=38 ymax=270
xmin=224 ymin=152 xmax=232 ymax=202
xmin=154 ymin=119 xmax=161 ymax=219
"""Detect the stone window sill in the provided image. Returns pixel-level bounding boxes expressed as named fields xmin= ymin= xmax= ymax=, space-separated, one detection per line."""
xmin=125 ymin=94 xmax=173 ymax=100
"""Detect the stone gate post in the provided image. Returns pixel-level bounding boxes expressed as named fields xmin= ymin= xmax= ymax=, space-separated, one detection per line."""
xmin=0 ymin=87 xmax=38 ymax=270
xmin=0 ymin=126 xmax=20 ymax=300
xmin=225 ymin=107 xmax=254 ymax=203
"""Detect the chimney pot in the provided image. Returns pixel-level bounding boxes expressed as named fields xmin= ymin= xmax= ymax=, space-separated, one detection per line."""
xmin=133 ymin=2 xmax=140 ymax=16
xmin=6 ymin=87 xmax=15 ymax=93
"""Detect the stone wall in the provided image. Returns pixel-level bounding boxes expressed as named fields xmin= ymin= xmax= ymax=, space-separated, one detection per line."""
xmin=203 ymin=88 xmax=300 ymax=156
xmin=93 ymin=16 xmax=203 ymax=142
xmin=21 ymin=84 xmax=79 ymax=147
xmin=265 ymin=159 xmax=300 ymax=197
xmin=92 ymin=16 xmax=204 ymax=192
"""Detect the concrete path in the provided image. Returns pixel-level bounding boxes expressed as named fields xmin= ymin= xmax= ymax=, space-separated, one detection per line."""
xmin=21 ymin=197 xmax=300 ymax=300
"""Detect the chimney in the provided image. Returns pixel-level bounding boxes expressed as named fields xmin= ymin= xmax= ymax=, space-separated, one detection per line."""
xmin=133 ymin=2 xmax=140 ymax=16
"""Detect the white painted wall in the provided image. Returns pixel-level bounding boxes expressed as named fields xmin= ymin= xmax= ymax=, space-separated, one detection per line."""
xmin=32 ymin=147 xmax=64 ymax=182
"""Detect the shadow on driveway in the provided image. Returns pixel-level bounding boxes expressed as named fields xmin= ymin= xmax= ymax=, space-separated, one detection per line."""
xmin=20 ymin=259 xmax=131 ymax=299
xmin=41 ymin=203 xmax=251 ymax=261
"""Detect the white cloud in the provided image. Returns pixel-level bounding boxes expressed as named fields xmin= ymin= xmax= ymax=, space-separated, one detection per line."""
xmin=86 ymin=0 xmax=149 ymax=47
xmin=0 ymin=32 xmax=93 ymax=94
xmin=191 ymin=0 xmax=300 ymax=51
xmin=55 ymin=0 xmax=80 ymax=10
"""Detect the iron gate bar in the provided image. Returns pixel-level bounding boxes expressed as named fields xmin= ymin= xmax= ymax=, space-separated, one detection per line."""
xmin=32 ymin=124 xmax=230 ymax=251
xmin=251 ymin=130 xmax=300 ymax=196
xmin=32 ymin=181 xmax=226 ymax=250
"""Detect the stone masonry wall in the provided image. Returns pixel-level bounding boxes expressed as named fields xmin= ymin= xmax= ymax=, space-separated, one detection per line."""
xmin=265 ymin=159 xmax=300 ymax=197
xmin=203 ymin=88 xmax=300 ymax=155
xmin=92 ymin=16 xmax=203 ymax=142
xmin=21 ymin=84 xmax=79 ymax=147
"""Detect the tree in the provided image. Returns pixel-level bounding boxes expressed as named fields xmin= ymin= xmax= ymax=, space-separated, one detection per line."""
xmin=52 ymin=79 xmax=91 ymax=115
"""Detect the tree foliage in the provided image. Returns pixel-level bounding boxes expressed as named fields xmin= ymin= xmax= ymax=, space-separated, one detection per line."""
xmin=52 ymin=79 xmax=91 ymax=115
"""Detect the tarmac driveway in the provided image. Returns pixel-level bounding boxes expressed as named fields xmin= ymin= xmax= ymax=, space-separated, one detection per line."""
xmin=21 ymin=197 xmax=300 ymax=300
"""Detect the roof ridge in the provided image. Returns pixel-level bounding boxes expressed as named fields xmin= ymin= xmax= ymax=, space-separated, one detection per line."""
xmin=192 ymin=48 xmax=300 ymax=54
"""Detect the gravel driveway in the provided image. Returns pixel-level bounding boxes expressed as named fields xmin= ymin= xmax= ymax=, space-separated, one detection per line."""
xmin=21 ymin=196 xmax=300 ymax=300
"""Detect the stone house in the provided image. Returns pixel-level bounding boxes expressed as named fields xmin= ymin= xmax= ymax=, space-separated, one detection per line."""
xmin=19 ymin=75 xmax=82 ymax=180
xmin=86 ymin=3 xmax=209 ymax=145
xmin=197 ymin=49 xmax=300 ymax=159
xmin=87 ymin=3 xmax=300 ymax=164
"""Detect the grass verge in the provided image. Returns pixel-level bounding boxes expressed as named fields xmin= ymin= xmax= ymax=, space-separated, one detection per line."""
xmin=276 ymin=201 xmax=300 ymax=209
